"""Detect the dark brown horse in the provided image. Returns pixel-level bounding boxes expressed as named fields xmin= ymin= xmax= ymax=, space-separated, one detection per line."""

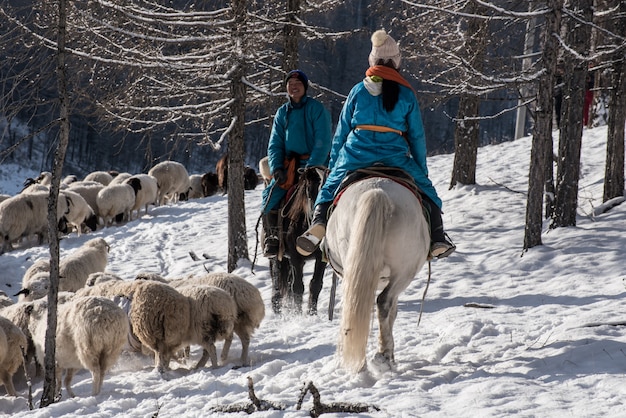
xmin=270 ymin=166 xmax=327 ymax=315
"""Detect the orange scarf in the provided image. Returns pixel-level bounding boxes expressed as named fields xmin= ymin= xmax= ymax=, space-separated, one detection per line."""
xmin=365 ymin=66 xmax=416 ymax=96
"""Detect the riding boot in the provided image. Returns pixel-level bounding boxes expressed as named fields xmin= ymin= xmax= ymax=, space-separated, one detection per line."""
xmin=296 ymin=201 xmax=332 ymax=256
xmin=262 ymin=210 xmax=280 ymax=258
xmin=426 ymin=200 xmax=455 ymax=259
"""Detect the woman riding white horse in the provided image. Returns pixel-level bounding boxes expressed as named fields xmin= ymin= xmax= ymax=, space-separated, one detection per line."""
xmin=296 ymin=29 xmax=454 ymax=259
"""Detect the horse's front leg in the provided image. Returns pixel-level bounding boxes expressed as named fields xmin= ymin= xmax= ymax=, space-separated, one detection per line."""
xmin=288 ymin=257 xmax=305 ymax=314
xmin=307 ymin=254 xmax=326 ymax=315
xmin=270 ymin=258 xmax=285 ymax=314
xmin=375 ymin=286 xmax=399 ymax=364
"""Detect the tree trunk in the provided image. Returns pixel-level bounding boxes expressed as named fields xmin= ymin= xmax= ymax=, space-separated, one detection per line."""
xmin=450 ymin=94 xmax=480 ymax=188
xmin=603 ymin=1 xmax=626 ymax=202
xmin=41 ymin=0 xmax=70 ymax=406
xmin=550 ymin=0 xmax=593 ymax=228
xmin=523 ymin=0 xmax=563 ymax=250
xmin=449 ymin=3 xmax=486 ymax=189
xmin=227 ymin=0 xmax=249 ymax=272
xmin=283 ymin=0 xmax=301 ymax=71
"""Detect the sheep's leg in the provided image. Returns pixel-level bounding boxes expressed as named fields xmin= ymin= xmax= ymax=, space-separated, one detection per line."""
xmin=155 ymin=351 xmax=171 ymax=373
xmin=238 ymin=331 xmax=251 ymax=367
xmin=220 ymin=333 xmax=233 ymax=363
xmin=195 ymin=344 xmax=218 ymax=369
xmin=64 ymin=368 xmax=76 ymax=398
xmin=0 ymin=371 xmax=16 ymax=396
xmin=91 ymin=367 xmax=104 ymax=396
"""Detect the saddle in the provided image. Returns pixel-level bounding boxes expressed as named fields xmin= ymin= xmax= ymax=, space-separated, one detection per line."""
xmin=333 ymin=166 xmax=423 ymax=207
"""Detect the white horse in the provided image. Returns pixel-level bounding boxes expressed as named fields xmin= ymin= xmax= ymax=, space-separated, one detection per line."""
xmin=324 ymin=176 xmax=430 ymax=373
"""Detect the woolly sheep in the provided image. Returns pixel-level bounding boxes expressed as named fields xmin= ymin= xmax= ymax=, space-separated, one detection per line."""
xmin=59 ymin=189 xmax=99 ymax=235
xmin=16 ymin=237 xmax=109 ymax=301
xmin=68 ymin=181 xmax=104 ymax=219
xmin=259 ymin=156 xmax=271 ymax=186
xmin=21 ymin=171 xmax=52 ymax=193
xmin=113 ymin=280 xmax=236 ymax=372
xmin=29 ymin=296 xmax=128 ymax=397
xmin=125 ymin=174 xmax=158 ymax=219
xmin=97 ymin=183 xmax=136 ymax=226
xmin=0 ymin=316 xmax=27 ymax=396
xmin=84 ymin=271 xmax=124 ymax=287
xmin=0 ymin=191 xmax=68 ymax=254
xmin=169 ymin=272 xmax=264 ymax=366
xmin=0 ymin=291 xmax=13 ymax=309
xmin=109 ymin=172 xmax=133 ymax=185
xmin=185 ymin=174 xmax=204 ymax=199
xmin=175 ymin=284 xmax=237 ymax=369
xmin=148 ymin=161 xmax=190 ymax=205
xmin=83 ymin=170 xmax=113 ymax=186
xmin=62 ymin=174 xmax=79 ymax=186
xmin=0 ymin=194 xmax=11 ymax=204
xmin=1 ymin=301 xmax=40 ymax=376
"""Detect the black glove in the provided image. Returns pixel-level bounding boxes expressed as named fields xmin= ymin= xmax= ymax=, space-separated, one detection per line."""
xmin=273 ymin=168 xmax=287 ymax=185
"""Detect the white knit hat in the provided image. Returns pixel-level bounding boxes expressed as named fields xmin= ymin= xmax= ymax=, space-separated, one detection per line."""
xmin=368 ymin=29 xmax=401 ymax=69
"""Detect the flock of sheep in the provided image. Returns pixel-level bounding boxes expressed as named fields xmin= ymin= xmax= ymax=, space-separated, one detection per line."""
xmin=0 ymin=237 xmax=265 ymax=398
xmin=0 ymin=159 xmax=261 ymax=255
xmin=0 ymin=159 xmax=267 ymax=399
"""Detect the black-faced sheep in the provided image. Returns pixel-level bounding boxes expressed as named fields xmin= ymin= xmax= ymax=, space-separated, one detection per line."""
xmin=0 ymin=316 xmax=27 ymax=396
xmin=185 ymin=174 xmax=204 ymax=200
xmin=169 ymin=272 xmax=264 ymax=366
xmin=125 ymin=174 xmax=158 ymax=219
xmin=29 ymin=296 xmax=128 ymax=397
xmin=97 ymin=183 xmax=136 ymax=227
xmin=83 ymin=170 xmax=113 ymax=186
xmin=59 ymin=189 xmax=99 ymax=235
xmin=148 ymin=161 xmax=191 ymax=205
xmin=68 ymin=181 xmax=104 ymax=220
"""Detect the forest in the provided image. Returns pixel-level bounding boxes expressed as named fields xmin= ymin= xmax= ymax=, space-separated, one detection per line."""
xmin=0 ymin=0 xmax=624 ymax=256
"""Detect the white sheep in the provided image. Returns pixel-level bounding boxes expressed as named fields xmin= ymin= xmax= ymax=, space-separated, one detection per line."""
xmin=16 ymin=238 xmax=109 ymax=301
xmin=259 ymin=156 xmax=271 ymax=186
xmin=0 ymin=191 xmax=68 ymax=254
xmin=175 ymin=284 xmax=237 ymax=369
xmin=125 ymin=174 xmax=158 ymax=219
xmin=0 ymin=291 xmax=13 ymax=309
xmin=0 ymin=194 xmax=11 ymax=204
xmin=68 ymin=181 xmax=104 ymax=220
xmin=29 ymin=296 xmax=128 ymax=397
xmin=186 ymin=174 xmax=204 ymax=199
xmin=109 ymin=172 xmax=133 ymax=185
xmin=148 ymin=161 xmax=191 ymax=205
xmin=59 ymin=189 xmax=99 ymax=235
xmin=0 ymin=315 xmax=27 ymax=396
xmin=169 ymin=272 xmax=265 ymax=366
xmin=96 ymin=183 xmax=136 ymax=227
xmin=1 ymin=301 xmax=39 ymax=377
xmin=84 ymin=271 xmax=124 ymax=287
xmin=83 ymin=170 xmax=113 ymax=186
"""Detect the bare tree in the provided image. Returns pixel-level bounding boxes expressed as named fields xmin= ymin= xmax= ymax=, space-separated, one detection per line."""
xmin=524 ymin=0 xmax=563 ymax=250
xmin=550 ymin=0 xmax=594 ymax=228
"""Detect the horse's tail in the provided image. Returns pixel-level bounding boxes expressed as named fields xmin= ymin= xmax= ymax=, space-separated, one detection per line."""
xmin=340 ymin=188 xmax=393 ymax=373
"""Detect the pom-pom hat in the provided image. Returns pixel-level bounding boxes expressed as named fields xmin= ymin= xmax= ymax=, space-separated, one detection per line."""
xmin=368 ymin=30 xmax=401 ymax=69
xmin=285 ymin=69 xmax=309 ymax=92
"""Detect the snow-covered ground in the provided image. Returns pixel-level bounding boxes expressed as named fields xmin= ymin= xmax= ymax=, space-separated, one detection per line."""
xmin=1 ymin=126 xmax=625 ymax=417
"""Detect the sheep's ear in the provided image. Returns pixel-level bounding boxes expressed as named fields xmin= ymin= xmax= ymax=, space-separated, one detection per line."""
xmin=13 ymin=288 xmax=30 ymax=297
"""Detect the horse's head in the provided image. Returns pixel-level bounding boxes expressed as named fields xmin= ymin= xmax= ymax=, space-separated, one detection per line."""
xmin=285 ymin=166 xmax=327 ymax=222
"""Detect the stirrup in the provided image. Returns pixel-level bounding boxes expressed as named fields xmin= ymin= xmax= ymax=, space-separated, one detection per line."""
xmin=430 ymin=233 xmax=456 ymax=259
xmin=296 ymin=224 xmax=325 ymax=256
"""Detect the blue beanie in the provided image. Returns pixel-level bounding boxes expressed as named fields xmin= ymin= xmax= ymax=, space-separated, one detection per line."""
xmin=285 ymin=69 xmax=309 ymax=92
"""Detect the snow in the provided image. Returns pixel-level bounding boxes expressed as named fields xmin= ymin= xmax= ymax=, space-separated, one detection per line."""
xmin=0 ymin=126 xmax=625 ymax=417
